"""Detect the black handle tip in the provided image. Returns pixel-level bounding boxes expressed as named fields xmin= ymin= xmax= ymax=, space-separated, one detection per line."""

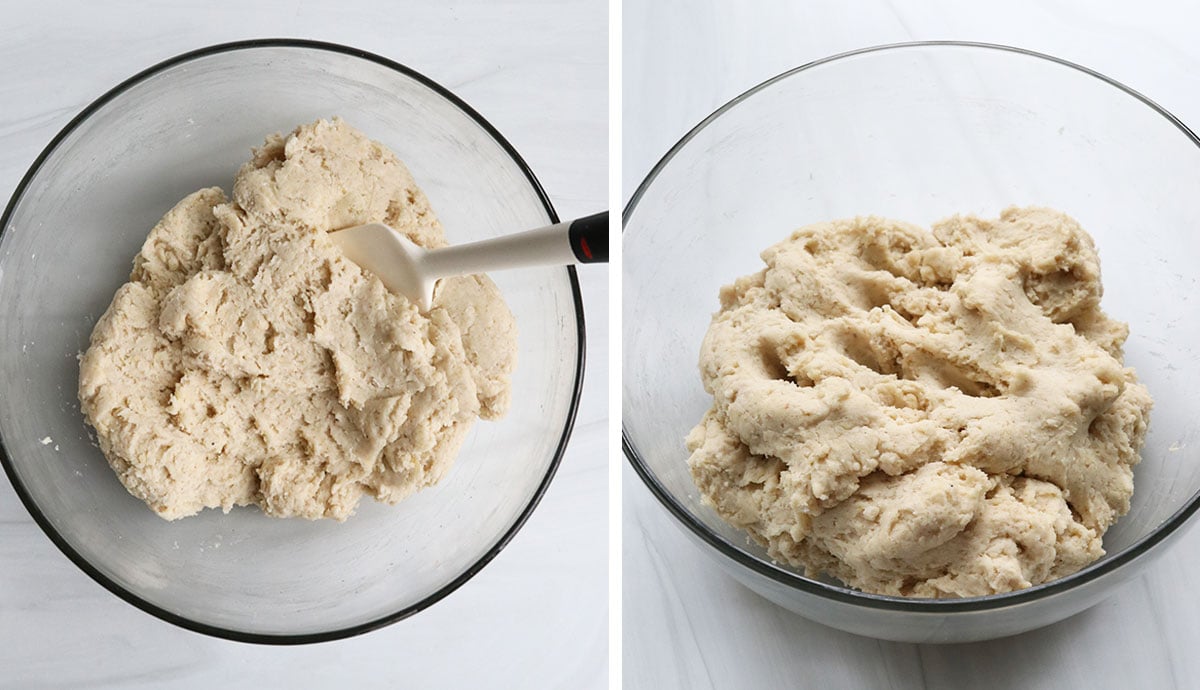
xmin=569 ymin=211 xmax=609 ymax=263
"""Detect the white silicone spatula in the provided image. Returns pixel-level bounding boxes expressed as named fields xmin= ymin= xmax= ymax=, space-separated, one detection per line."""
xmin=329 ymin=212 xmax=608 ymax=312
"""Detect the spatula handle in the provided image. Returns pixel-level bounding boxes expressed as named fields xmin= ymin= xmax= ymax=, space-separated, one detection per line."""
xmin=422 ymin=211 xmax=610 ymax=280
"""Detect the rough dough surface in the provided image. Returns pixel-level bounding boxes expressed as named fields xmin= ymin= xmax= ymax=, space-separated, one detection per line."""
xmin=79 ymin=118 xmax=517 ymax=520
xmin=687 ymin=208 xmax=1152 ymax=597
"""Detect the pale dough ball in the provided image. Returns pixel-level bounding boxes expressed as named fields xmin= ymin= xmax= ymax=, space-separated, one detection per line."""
xmin=79 ymin=118 xmax=518 ymax=520
xmin=687 ymin=208 xmax=1151 ymax=597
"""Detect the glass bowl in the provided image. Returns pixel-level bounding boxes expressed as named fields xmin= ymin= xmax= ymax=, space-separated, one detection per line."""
xmin=0 ymin=40 xmax=584 ymax=643
xmin=623 ymin=42 xmax=1200 ymax=643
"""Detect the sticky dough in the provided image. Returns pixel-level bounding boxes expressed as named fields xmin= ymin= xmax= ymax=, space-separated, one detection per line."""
xmin=79 ymin=118 xmax=517 ymax=520
xmin=687 ymin=208 xmax=1151 ymax=597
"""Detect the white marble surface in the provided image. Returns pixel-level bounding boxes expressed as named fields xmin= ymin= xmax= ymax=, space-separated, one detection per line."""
xmin=0 ymin=1 xmax=606 ymax=688
xmin=623 ymin=1 xmax=1200 ymax=688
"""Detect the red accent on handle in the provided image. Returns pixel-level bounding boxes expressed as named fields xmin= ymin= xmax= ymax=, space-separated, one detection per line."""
xmin=579 ymin=237 xmax=593 ymax=260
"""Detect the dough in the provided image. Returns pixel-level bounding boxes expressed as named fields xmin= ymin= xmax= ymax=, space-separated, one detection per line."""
xmin=79 ymin=118 xmax=517 ymax=520
xmin=687 ymin=208 xmax=1151 ymax=597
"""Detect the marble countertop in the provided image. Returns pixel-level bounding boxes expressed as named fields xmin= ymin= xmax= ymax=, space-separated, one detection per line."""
xmin=0 ymin=1 xmax=607 ymax=688
xmin=623 ymin=1 xmax=1200 ymax=688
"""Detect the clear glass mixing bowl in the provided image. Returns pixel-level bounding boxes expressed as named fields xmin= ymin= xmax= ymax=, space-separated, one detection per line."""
xmin=0 ymin=40 xmax=584 ymax=643
xmin=623 ymin=42 xmax=1200 ymax=643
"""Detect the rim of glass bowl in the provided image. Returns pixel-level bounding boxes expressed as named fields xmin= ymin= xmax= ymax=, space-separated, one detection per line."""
xmin=622 ymin=40 xmax=1200 ymax=612
xmin=0 ymin=38 xmax=585 ymax=645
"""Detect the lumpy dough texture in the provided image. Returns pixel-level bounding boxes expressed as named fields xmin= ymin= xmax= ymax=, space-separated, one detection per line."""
xmin=687 ymin=208 xmax=1152 ymax=597
xmin=79 ymin=118 xmax=517 ymax=520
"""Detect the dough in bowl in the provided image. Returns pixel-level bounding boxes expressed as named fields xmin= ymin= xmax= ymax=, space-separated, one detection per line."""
xmin=79 ymin=118 xmax=517 ymax=520
xmin=687 ymin=208 xmax=1151 ymax=597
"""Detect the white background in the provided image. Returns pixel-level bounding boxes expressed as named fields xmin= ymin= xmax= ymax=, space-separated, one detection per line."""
xmin=0 ymin=1 xmax=607 ymax=688
xmin=623 ymin=1 xmax=1200 ymax=688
